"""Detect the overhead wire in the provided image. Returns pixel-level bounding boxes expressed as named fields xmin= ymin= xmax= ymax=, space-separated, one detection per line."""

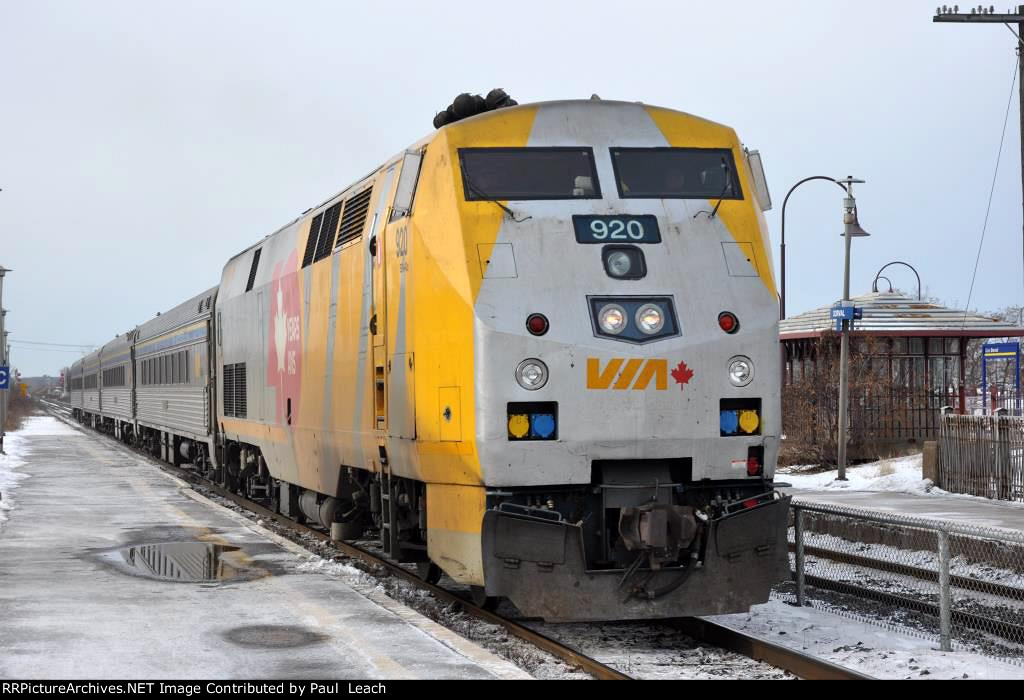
xmin=961 ymin=56 xmax=1019 ymax=329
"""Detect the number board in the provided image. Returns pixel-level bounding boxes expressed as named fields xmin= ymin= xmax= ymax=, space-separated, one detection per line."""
xmin=573 ymin=215 xmax=661 ymax=244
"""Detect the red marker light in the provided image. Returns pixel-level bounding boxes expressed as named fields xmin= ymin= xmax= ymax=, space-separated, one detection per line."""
xmin=526 ymin=313 xmax=549 ymax=336
xmin=718 ymin=311 xmax=739 ymax=334
xmin=746 ymin=456 xmax=762 ymax=477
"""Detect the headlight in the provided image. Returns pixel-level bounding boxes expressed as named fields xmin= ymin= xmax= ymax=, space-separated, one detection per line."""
xmin=606 ymin=250 xmax=633 ymax=277
xmin=515 ymin=359 xmax=548 ymax=391
xmin=635 ymin=304 xmax=664 ymax=334
xmin=728 ymin=356 xmax=754 ymax=387
xmin=597 ymin=304 xmax=627 ymax=335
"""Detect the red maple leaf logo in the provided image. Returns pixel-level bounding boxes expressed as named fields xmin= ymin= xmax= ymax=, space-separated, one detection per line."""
xmin=671 ymin=360 xmax=694 ymax=390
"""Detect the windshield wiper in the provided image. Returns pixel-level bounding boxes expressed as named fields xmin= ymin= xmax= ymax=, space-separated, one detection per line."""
xmin=464 ymin=177 xmax=532 ymax=223
xmin=693 ymin=158 xmax=734 ymax=220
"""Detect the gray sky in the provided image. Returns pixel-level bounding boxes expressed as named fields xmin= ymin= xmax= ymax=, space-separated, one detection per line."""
xmin=2 ymin=0 xmax=1022 ymax=377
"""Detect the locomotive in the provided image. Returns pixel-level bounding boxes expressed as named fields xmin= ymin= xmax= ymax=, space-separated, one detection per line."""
xmin=68 ymin=95 xmax=789 ymax=621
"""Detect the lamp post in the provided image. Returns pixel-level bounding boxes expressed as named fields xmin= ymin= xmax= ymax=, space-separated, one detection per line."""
xmin=779 ymin=176 xmax=850 ymax=320
xmin=872 ymin=261 xmax=921 ymax=300
xmin=836 ymin=178 xmax=870 ymax=481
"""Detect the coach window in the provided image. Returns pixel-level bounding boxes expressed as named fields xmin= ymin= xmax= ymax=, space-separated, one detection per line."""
xmin=458 ymin=148 xmax=601 ymax=200
xmin=610 ymin=148 xmax=743 ymax=200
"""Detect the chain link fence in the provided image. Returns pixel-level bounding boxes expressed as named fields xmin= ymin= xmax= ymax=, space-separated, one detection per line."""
xmin=776 ymin=499 xmax=1024 ymax=660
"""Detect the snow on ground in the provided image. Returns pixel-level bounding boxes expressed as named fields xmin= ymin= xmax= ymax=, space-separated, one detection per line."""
xmin=712 ymin=597 xmax=1024 ymax=680
xmin=779 ymin=454 xmax=936 ymax=494
xmin=0 ymin=416 xmax=79 ymax=526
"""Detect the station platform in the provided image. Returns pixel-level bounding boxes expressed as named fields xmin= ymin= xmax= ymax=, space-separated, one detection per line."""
xmin=0 ymin=416 xmax=529 ymax=680
xmin=784 ymin=485 xmax=1024 ymax=533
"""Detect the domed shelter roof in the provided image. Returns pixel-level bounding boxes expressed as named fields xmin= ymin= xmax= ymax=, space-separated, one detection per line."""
xmin=780 ymin=291 xmax=1024 ymax=340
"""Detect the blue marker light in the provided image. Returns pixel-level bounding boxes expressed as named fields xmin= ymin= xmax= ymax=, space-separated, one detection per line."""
xmin=720 ymin=410 xmax=739 ymax=435
xmin=530 ymin=413 xmax=556 ymax=439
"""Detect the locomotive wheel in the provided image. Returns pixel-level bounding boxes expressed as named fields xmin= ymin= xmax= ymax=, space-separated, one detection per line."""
xmin=469 ymin=586 xmax=499 ymax=611
xmin=415 ymin=561 xmax=442 ymax=585
xmin=332 ymin=519 xmax=366 ymax=540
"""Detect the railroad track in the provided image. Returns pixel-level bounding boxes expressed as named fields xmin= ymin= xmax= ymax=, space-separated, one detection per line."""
xmin=44 ymin=404 xmax=868 ymax=680
xmin=39 ymin=398 xmax=72 ymax=417
xmin=794 ymin=543 xmax=1024 ymax=644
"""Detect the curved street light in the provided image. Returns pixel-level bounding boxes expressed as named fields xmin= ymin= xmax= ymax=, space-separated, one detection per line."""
xmin=779 ymin=176 xmax=849 ymax=320
xmin=872 ymin=260 xmax=921 ymax=300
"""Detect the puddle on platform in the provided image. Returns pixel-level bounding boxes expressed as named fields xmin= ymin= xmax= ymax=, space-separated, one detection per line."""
xmin=224 ymin=624 xmax=329 ymax=649
xmin=103 ymin=542 xmax=246 ymax=582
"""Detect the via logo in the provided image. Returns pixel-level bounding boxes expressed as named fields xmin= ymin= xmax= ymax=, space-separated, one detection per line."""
xmin=586 ymin=358 xmax=667 ymax=391
xmin=586 ymin=358 xmax=695 ymax=392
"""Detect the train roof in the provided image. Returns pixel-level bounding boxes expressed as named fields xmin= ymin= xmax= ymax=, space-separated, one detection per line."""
xmin=136 ymin=286 xmax=219 ymax=343
xmin=220 ymin=97 xmax=735 ymax=269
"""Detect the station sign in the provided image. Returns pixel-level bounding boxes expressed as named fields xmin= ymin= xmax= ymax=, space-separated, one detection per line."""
xmin=831 ymin=303 xmax=863 ymax=331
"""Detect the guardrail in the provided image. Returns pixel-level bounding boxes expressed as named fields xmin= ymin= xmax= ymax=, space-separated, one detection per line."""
xmin=781 ymin=499 xmax=1024 ymax=658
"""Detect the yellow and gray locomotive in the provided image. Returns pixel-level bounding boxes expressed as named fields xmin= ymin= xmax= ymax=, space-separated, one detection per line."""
xmin=70 ymin=95 xmax=788 ymax=621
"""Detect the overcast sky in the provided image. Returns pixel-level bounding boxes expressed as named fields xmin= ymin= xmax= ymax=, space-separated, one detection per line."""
xmin=2 ymin=0 xmax=1022 ymax=376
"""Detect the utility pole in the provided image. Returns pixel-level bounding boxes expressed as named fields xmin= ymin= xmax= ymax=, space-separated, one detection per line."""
xmin=836 ymin=178 xmax=870 ymax=481
xmin=0 ymin=266 xmax=8 ymax=455
xmin=934 ymin=5 xmax=1024 ymax=312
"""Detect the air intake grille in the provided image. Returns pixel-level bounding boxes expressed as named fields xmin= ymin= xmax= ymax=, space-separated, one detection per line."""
xmin=314 ymin=202 xmax=342 ymax=263
xmin=302 ymin=213 xmax=323 ymax=268
xmin=222 ymin=362 xmax=247 ymax=418
xmin=337 ymin=187 xmax=373 ymax=245
xmin=245 ymin=249 xmax=262 ymax=292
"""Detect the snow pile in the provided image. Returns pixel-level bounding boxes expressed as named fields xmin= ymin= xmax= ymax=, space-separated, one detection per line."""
xmin=712 ymin=597 xmax=1024 ymax=679
xmin=780 ymin=454 xmax=937 ymax=495
xmin=294 ymin=555 xmax=379 ymax=587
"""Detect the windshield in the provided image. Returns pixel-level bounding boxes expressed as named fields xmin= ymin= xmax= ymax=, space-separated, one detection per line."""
xmin=459 ymin=148 xmax=601 ymax=200
xmin=611 ymin=148 xmax=742 ymax=200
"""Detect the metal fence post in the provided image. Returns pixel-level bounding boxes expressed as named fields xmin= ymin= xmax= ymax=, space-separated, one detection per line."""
xmin=937 ymin=528 xmax=952 ymax=652
xmin=794 ymin=505 xmax=806 ymax=606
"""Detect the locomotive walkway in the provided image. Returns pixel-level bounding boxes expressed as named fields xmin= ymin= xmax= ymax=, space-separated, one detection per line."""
xmin=0 ymin=415 xmax=529 ymax=680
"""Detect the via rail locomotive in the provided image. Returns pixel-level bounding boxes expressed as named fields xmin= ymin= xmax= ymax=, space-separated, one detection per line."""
xmin=68 ymin=93 xmax=789 ymax=621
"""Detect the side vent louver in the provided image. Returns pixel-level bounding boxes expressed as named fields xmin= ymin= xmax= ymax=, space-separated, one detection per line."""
xmin=302 ymin=213 xmax=324 ymax=268
xmin=337 ymin=187 xmax=373 ymax=246
xmin=245 ymin=249 xmax=262 ymax=292
xmin=313 ymin=202 xmax=342 ymax=263
xmin=222 ymin=362 xmax=247 ymax=418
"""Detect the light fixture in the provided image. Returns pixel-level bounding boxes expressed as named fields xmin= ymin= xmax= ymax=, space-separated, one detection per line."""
xmin=515 ymin=359 xmax=548 ymax=390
